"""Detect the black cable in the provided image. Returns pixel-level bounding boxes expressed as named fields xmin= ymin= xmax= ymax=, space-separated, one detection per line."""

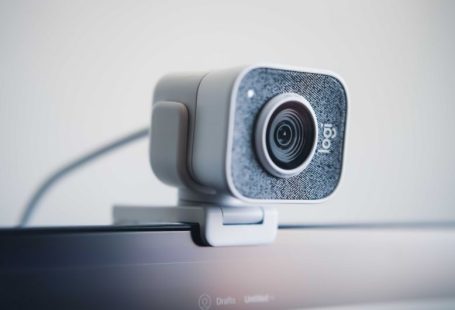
xmin=18 ymin=127 xmax=150 ymax=227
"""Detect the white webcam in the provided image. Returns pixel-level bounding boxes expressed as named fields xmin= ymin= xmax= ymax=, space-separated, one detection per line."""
xmin=114 ymin=64 xmax=348 ymax=246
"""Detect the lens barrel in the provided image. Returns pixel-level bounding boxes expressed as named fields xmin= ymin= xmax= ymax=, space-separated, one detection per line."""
xmin=255 ymin=93 xmax=318 ymax=178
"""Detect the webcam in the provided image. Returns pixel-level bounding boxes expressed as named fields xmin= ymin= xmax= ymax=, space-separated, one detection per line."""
xmin=115 ymin=64 xmax=348 ymax=246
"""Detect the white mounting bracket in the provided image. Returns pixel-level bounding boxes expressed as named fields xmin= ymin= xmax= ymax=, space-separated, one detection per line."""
xmin=113 ymin=205 xmax=278 ymax=247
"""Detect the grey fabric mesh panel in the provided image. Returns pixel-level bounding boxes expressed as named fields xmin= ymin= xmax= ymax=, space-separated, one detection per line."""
xmin=231 ymin=67 xmax=347 ymax=200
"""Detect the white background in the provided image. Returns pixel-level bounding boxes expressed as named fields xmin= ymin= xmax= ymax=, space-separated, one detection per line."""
xmin=0 ymin=0 xmax=454 ymax=226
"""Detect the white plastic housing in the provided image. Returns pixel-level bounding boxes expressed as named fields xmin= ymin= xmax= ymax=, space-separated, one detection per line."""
xmin=150 ymin=64 xmax=348 ymax=204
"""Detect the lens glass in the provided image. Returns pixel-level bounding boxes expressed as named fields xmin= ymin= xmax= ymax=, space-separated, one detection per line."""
xmin=265 ymin=101 xmax=316 ymax=170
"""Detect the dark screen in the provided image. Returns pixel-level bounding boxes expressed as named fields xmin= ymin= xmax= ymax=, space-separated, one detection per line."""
xmin=1 ymin=224 xmax=455 ymax=309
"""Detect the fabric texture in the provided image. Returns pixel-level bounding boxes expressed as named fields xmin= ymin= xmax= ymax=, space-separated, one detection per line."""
xmin=231 ymin=67 xmax=347 ymax=200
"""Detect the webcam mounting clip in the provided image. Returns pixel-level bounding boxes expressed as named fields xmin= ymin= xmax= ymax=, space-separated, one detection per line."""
xmin=113 ymin=204 xmax=278 ymax=246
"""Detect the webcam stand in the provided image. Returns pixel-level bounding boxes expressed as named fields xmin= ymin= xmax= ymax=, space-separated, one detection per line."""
xmin=113 ymin=101 xmax=278 ymax=246
xmin=113 ymin=204 xmax=278 ymax=247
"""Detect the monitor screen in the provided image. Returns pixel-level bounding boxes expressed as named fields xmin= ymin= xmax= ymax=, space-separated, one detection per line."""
xmin=1 ymin=225 xmax=454 ymax=309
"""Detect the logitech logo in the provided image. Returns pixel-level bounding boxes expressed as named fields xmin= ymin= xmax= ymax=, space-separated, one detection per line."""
xmin=318 ymin=123 xmax=337 ymax=154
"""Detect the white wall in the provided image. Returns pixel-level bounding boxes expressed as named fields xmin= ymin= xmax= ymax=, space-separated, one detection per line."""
xmin=0 ymin=0 xmax=454 ymax=226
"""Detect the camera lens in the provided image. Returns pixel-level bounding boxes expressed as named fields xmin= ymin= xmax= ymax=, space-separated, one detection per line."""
xmin=275 ymin=122 xmax=293 ymax=147
xmin=266 ymin=101 xmax=316 ymax=170
xmin=255 ymin=94 xmax=318 ymax=178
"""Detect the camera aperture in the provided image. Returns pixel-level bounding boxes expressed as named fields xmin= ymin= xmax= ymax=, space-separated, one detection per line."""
xmin=255 ymin=93 xmax=318 ymax=178
xmin=267 ymin=102 xmax=315 ymax=170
